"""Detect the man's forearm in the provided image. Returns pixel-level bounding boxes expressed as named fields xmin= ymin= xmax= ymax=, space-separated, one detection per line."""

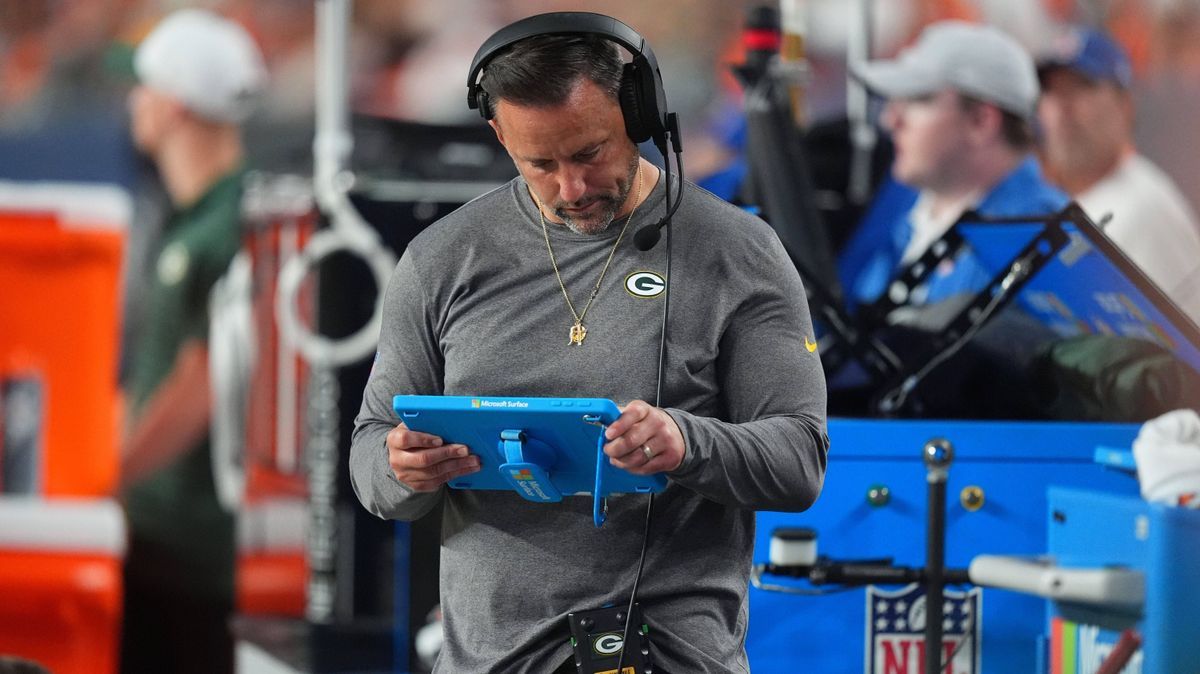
xmin=667 ymin=409 xmax=828 ymax=512
xmin=120 ymin=340 xmax=211 ymax=490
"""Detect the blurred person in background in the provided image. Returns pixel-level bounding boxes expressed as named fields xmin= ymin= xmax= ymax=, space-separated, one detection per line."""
xmin=837 ymin=20 xmax=1066 ymax=312
xmin=1037 ymin=26 xmax=1200 ymax=323
xmin=224 ymin=0 xmax=316 ymax=124
xmin=0 ymin=1 xmax=55 ymax=128
xmin=0 ymin=0 xmax=137 ymax=131
xmin=351 ymin=0 xmax=500 ymax=123
xmin=117 ymin=9 xmax=265 ymax=674
xmin=1135 ymin=1 xmax=1200 ymax=221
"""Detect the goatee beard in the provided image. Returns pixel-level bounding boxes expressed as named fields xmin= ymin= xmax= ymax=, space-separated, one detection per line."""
xmin=555 ymin=195 xmax=623 ymax=235
xmin=555 ymin=157 xmax=641 ymax=235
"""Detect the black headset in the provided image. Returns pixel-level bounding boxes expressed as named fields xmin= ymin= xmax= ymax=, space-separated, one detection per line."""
xmin=466 ymin=11 xmax=684 ymax=252
xmin=466 ymin=11 xmax=672 ymax=157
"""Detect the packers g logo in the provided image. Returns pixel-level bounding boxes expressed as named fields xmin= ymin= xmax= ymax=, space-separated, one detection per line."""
xmin=624 ymin=271 xmax=666 ymax=298
xmin=592 ymin=632 xmax=624 ymax=656
xmin=157 ymin=242 xmax=190 ymax=286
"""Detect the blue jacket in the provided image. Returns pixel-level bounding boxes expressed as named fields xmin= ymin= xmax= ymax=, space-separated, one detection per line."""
xmin=837 ymin=157 xmax=1068 ymax=309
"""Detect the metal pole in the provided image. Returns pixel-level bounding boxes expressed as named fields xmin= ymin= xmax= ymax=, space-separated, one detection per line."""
xmin=846 ymin=0 xmax=876 ymax=205
xmin=923 ymin=438 xmax=953 ymax=674
xmin=283 ymin=0 xmax=395 ymax=369
xmin=314 ymin=0 xmax=353 ymax=199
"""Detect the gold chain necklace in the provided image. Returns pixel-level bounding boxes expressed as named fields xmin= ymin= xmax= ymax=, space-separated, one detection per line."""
xmin=531 ymin=161 xmax=643 ymax=346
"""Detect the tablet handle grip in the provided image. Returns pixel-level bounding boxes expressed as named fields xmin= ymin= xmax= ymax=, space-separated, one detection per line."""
xmin=593 ymin=430 xmax=610 ymax=527
xmin=498 ymin=429 xmax=563 ymax=503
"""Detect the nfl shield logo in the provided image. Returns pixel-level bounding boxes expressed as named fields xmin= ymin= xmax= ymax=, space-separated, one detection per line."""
xmin=865 ymin=583 xmax=982 ymax=674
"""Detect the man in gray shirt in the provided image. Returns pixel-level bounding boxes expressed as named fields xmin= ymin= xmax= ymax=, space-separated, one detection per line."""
xmin=350 ymin=13 xmax=828 ymax=673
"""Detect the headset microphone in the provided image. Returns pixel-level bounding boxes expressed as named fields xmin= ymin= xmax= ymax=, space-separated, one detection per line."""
xmin=634 ymin=111 xmax=684 ymax=252
xmin=633 ymin=146 xmax=684 ymax=251
xmin=632 ymin=159 xmax=684 ymax=251
xmin=634 ymin=218 xmax=666 ymax=251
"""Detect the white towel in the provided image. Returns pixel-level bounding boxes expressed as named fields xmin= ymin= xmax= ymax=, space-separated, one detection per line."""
xmin=1133 ymin=409 xmax=1200 ymax=507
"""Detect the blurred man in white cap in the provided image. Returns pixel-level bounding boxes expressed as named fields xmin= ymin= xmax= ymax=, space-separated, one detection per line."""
xmin=837 ymin=21 xmax=1067 ymax=311
xmin=1038 ymin=27 xmax=1200 ymax=323
xmin=119 ymin=9 xmax=265 ymax=674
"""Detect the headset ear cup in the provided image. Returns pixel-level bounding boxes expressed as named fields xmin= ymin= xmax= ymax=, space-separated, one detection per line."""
xmin=476 ymin=89 xmax=493 ymax=120
xmin=620 ymin=64 xmax=651 ymax=143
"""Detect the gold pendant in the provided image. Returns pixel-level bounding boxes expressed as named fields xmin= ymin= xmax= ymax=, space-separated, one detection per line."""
xmin=568 ymin=322 xmax=587 ymax=346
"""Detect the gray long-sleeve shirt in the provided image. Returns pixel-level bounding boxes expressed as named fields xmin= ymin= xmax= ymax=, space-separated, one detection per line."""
xmin=351 ymin=174 xmax=828 ymax=673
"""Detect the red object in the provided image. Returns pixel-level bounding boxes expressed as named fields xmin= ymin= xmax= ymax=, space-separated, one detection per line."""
xmin=0 ymin=498 xmax=125 ymax=674
xmin=1096 ymin=628 xmax=1143 ymax=674
xmin=234 ymin=204 xmax=317 ymax=618
xmin=237 ymin=551 xmax=307 ymax=616
xmin=1050 ymin=618 xmax=1064 ymax=674
xmin=742 ymin=27 xmax=782 ymax=52
xmin=0 ymin=210 xmax=123 ymax=497
xmin=1 ymin=200 xmax=126 ymax=674
xmin=0 ymin=550 xmax=123 ymax=674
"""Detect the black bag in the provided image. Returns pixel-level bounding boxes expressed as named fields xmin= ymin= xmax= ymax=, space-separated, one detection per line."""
xmin=1030 ymin=335 xmax=1200 ymax=422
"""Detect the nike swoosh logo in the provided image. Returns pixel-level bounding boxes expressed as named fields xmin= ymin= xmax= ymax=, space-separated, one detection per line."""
xmin=804 ymin=336 xmax=818 ymax=353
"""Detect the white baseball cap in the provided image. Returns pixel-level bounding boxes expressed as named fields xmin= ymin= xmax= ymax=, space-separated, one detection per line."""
xmin=853 ymin=20 xmax=1039 ymax=119
xmin=134 ymin=9 xmax=267 ymax=124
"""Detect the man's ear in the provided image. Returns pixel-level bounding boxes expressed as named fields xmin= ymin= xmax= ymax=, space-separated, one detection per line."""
xmin=166 ymin=97 xmax=197 ymax=126
xmin=967 ymin=102 xmax=1004 ymax=146
xmin=488 ymin=118 xmax=505 ymax=148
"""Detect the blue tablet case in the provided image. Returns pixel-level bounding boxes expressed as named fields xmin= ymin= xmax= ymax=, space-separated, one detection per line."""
xmin=392 ymin=395 xmax=668 ymax=526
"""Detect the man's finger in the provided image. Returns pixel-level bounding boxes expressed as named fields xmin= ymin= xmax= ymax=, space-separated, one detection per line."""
xmin=405 ymin=457 xmax=481 ymax=492
xmin=604 ymin=400 xmax=651 ymax=440
xmin=602 ymin=428 xmax=654 ymax=460
xmin=402 ymin=431 xmax=445 ymax=449
xmin=438 ymin=456 xmax=481 ymax=479
xmin=395 ymin=444 xmax=469 ymax=470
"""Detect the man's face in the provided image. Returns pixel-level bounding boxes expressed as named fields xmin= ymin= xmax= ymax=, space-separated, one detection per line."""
xmin=881 ymin=89 xmax=975 ymax=191
xmin=1038 ymin=68 xmax=1129 ymax=185
xmin=490 ymin=78 xmax=640 ymax=236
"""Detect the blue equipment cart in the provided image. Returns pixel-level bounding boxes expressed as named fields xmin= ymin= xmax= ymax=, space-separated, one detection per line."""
xmin=748 ymin=418 xmax=1140 ymax=674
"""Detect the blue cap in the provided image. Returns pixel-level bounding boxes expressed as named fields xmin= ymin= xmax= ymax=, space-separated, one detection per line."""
xmin=1037 ymin=27 xmax=1133 ymax=89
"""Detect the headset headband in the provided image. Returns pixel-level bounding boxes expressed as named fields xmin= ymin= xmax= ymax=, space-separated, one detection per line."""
xmin=465 ymin=12 xmax=667 ymax=124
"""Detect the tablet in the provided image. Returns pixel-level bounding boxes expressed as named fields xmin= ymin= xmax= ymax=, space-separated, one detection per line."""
xmin=392 ymin=395 xmax=668 ymax=526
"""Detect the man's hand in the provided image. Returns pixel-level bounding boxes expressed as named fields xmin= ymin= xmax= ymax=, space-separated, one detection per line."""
xmin=387 ymin=422 xmax=480 ymax=492
xmin=602 ymin=400 xmax=685 ymax=474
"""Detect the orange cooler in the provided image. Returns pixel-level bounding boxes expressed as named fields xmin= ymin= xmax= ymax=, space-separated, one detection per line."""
xmin=0 ymin=182 xmax=129 ymax=674
xmin=0 ymin=498 xmax=125 ymax=674
xmin=0 ymin=191 xmax=125 ymax=496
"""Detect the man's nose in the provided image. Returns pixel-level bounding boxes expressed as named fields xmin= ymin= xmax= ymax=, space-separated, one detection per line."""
xmin=881 ymin=100 xmax=904 ymax=132
xmin=557 ymin=165 xmax=588 ymax=204
xmin=128 ymin=85 xmax=146 ymax=114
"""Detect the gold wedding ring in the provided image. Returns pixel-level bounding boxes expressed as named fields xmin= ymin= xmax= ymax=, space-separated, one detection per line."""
xmin=641 ymin=445 xmax=655 ymax=461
